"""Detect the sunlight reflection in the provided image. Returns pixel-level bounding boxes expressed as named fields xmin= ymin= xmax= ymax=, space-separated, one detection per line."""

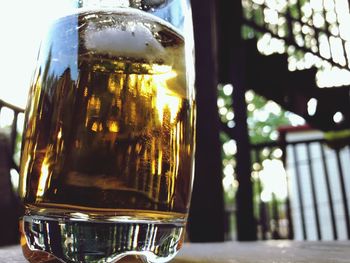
xmin=37 ymin=157 xmax=51 ymax=197
xmin=0 ymin=0 xmax=73 ymax=107
xmin=307 ymin=98 xmax=318 ymax=116
xmin=333 ymin=111 xmax=344 ymax=123
xmin=259 ymin=159 xmax=288 ymax=202
xmin=0 ymin=107 xmax=14 ymax=128
xmin=155 ymin=83 xmax=181 ymax=124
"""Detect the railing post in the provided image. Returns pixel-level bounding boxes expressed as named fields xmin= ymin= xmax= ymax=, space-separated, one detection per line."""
xmin=291 ymin=144 xmax=307 ymax=240
xmin=320 ymin=143 xmax=337 ymax=240
xmin=335 ymin=149 xmax=350 ymax=239
xmin=306 ymin=143 xmax=322 ymax=240
xmin=10 ymin=112 xmax=18 ymax=157
xmin=279 ymin=131 xmax=294 ymax=240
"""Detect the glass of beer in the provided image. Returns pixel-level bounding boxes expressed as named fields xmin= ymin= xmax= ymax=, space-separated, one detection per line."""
xmin=18 ymin=0 xmax=195 ymax=262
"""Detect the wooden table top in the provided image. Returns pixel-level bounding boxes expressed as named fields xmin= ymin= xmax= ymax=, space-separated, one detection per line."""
xmin=1 ymin=240 xmax=349 ymax=263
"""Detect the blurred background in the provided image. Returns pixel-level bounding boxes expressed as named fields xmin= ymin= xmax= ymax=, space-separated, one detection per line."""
xmin=1 ymin=0 xmax=350 ymax=246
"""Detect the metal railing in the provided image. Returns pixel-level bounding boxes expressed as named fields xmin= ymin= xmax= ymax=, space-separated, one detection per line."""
xmin=250 ymin=140 xmax=293 ymax=240
xmin=0 ymin=99 xmax=25 ymax=171
xmin=225 ymin=134 xmax=350 ymax=241
xmin=218 ymin=0 xmax=350 ymax=241
xmin=0 ymin=100 xmax=24 ymax=246
xmin=285 ymin=137 xmax=350 ymax=240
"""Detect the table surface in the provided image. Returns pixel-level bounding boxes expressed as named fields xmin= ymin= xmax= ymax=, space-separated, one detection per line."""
xmin=0 ymin=241 xmax=349 ymax=263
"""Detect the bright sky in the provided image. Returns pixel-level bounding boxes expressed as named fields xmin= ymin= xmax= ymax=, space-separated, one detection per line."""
xmin=0 ymin=0 xmax=72 ymax=108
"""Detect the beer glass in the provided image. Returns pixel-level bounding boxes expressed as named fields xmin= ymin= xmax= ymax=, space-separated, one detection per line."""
xmin=18 ymin=0 xmax=195 ymax=262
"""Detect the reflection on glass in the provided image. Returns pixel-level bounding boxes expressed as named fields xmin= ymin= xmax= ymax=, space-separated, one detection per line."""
xmin=20 ymin=10 xmax=195 ymax=215
xmin=19 ymin=0 xmax=195 ymax=261
xmin=21 ymin=216 xmax=184 ymax=263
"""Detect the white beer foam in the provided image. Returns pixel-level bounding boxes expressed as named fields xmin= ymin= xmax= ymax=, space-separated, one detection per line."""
xmin=84 ymin=20 xmax=165 ymax=60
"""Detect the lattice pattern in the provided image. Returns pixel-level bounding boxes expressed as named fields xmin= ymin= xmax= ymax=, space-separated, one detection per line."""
xmin=242 ymin=0 xmax=350 ymax=87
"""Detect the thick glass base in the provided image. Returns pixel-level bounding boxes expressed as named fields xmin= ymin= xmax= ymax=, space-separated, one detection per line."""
xmin=20 ymin=212 xmax=185 ymax=263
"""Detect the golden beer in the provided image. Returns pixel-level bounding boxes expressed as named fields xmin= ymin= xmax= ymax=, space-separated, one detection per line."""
xmin=19 ymin=9 xmax=195 ymax=263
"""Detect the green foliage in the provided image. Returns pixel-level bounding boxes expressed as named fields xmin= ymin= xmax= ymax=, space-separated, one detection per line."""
xmin=246 ymin=91 xmax=291 ymax=144
xmin=218 ymin=88 xmax=292 ymax=208
xmin=242 ymin=25 xmax=255 ymax=39
xmin=324 ymin=129 xmax=350 ymax=149
xmin=254 ymin=7 xmax=265 ymax=26
xmin=289 ymin=5 xmax=300 ymax=19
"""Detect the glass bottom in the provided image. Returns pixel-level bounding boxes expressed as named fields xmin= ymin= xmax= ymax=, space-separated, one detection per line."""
xmin=20 ymin=212 xmax=185 ymax=263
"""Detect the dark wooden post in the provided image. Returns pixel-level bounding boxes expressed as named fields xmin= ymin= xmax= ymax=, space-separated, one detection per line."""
xmin=188 ymin=0 xmax=225 ymax=242
xmin=231 ymin=68 xmax=257 ymax=241
xmin=217 ymin=0 xmax=257 ymax=240
xmin=0 ymin=130 xmax=20 ymax=246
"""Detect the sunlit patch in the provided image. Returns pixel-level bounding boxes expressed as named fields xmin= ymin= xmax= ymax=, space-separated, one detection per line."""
xmin=217 ymin=98 xmax=225 ymax=108
xmin=226 ymin=111 xmax=234 ymax=121
xmin=272 ymin=148 xmax=283 ymax=159
xmin=87 ymin=95 xmax=101 ymax=113
xmin=223 ymin=139 xmax=237 ymax=156
xmin=108 ymin=121 xmax=119 ymax=132
xmin=0 ymin=107 xmax=14 ymax=128
xmin=157 ymin=150 xmax=163 ymax=176
xmin=10 ymin=169 xmax=19 ymax=191
xmin=245 ymin=90 xmax=254 ymax=102
xmin=155 ymin=83 xmax=181 ymax=124
xmin=223 ymin=84 xmax=234 ymax=96
xmin=333 ymin=111 xmax=344 ymax=123
xmin=36 ymin=157 xmax=51 ymax=197
xmin=219 ymin=107 xmax=228 ymax=116
xmin=19 ymin=156 xmax=31 ymax=198
xmin=244 ymin=0 xmax=350 ymax=87
xmin=227 ymin=120 xmax=235 ymax=128
xmin=57 ymin=128 xmax=62 ymax=140
xmin=91 ymin=122 xmax=99 ymax=132
xmin=258 ymin=159 xmax=288 ymax=201
xmin=307 ymin=98 xmax=318 ymax=116
xmin=223 ymin=173 xmax=235 ymax=191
